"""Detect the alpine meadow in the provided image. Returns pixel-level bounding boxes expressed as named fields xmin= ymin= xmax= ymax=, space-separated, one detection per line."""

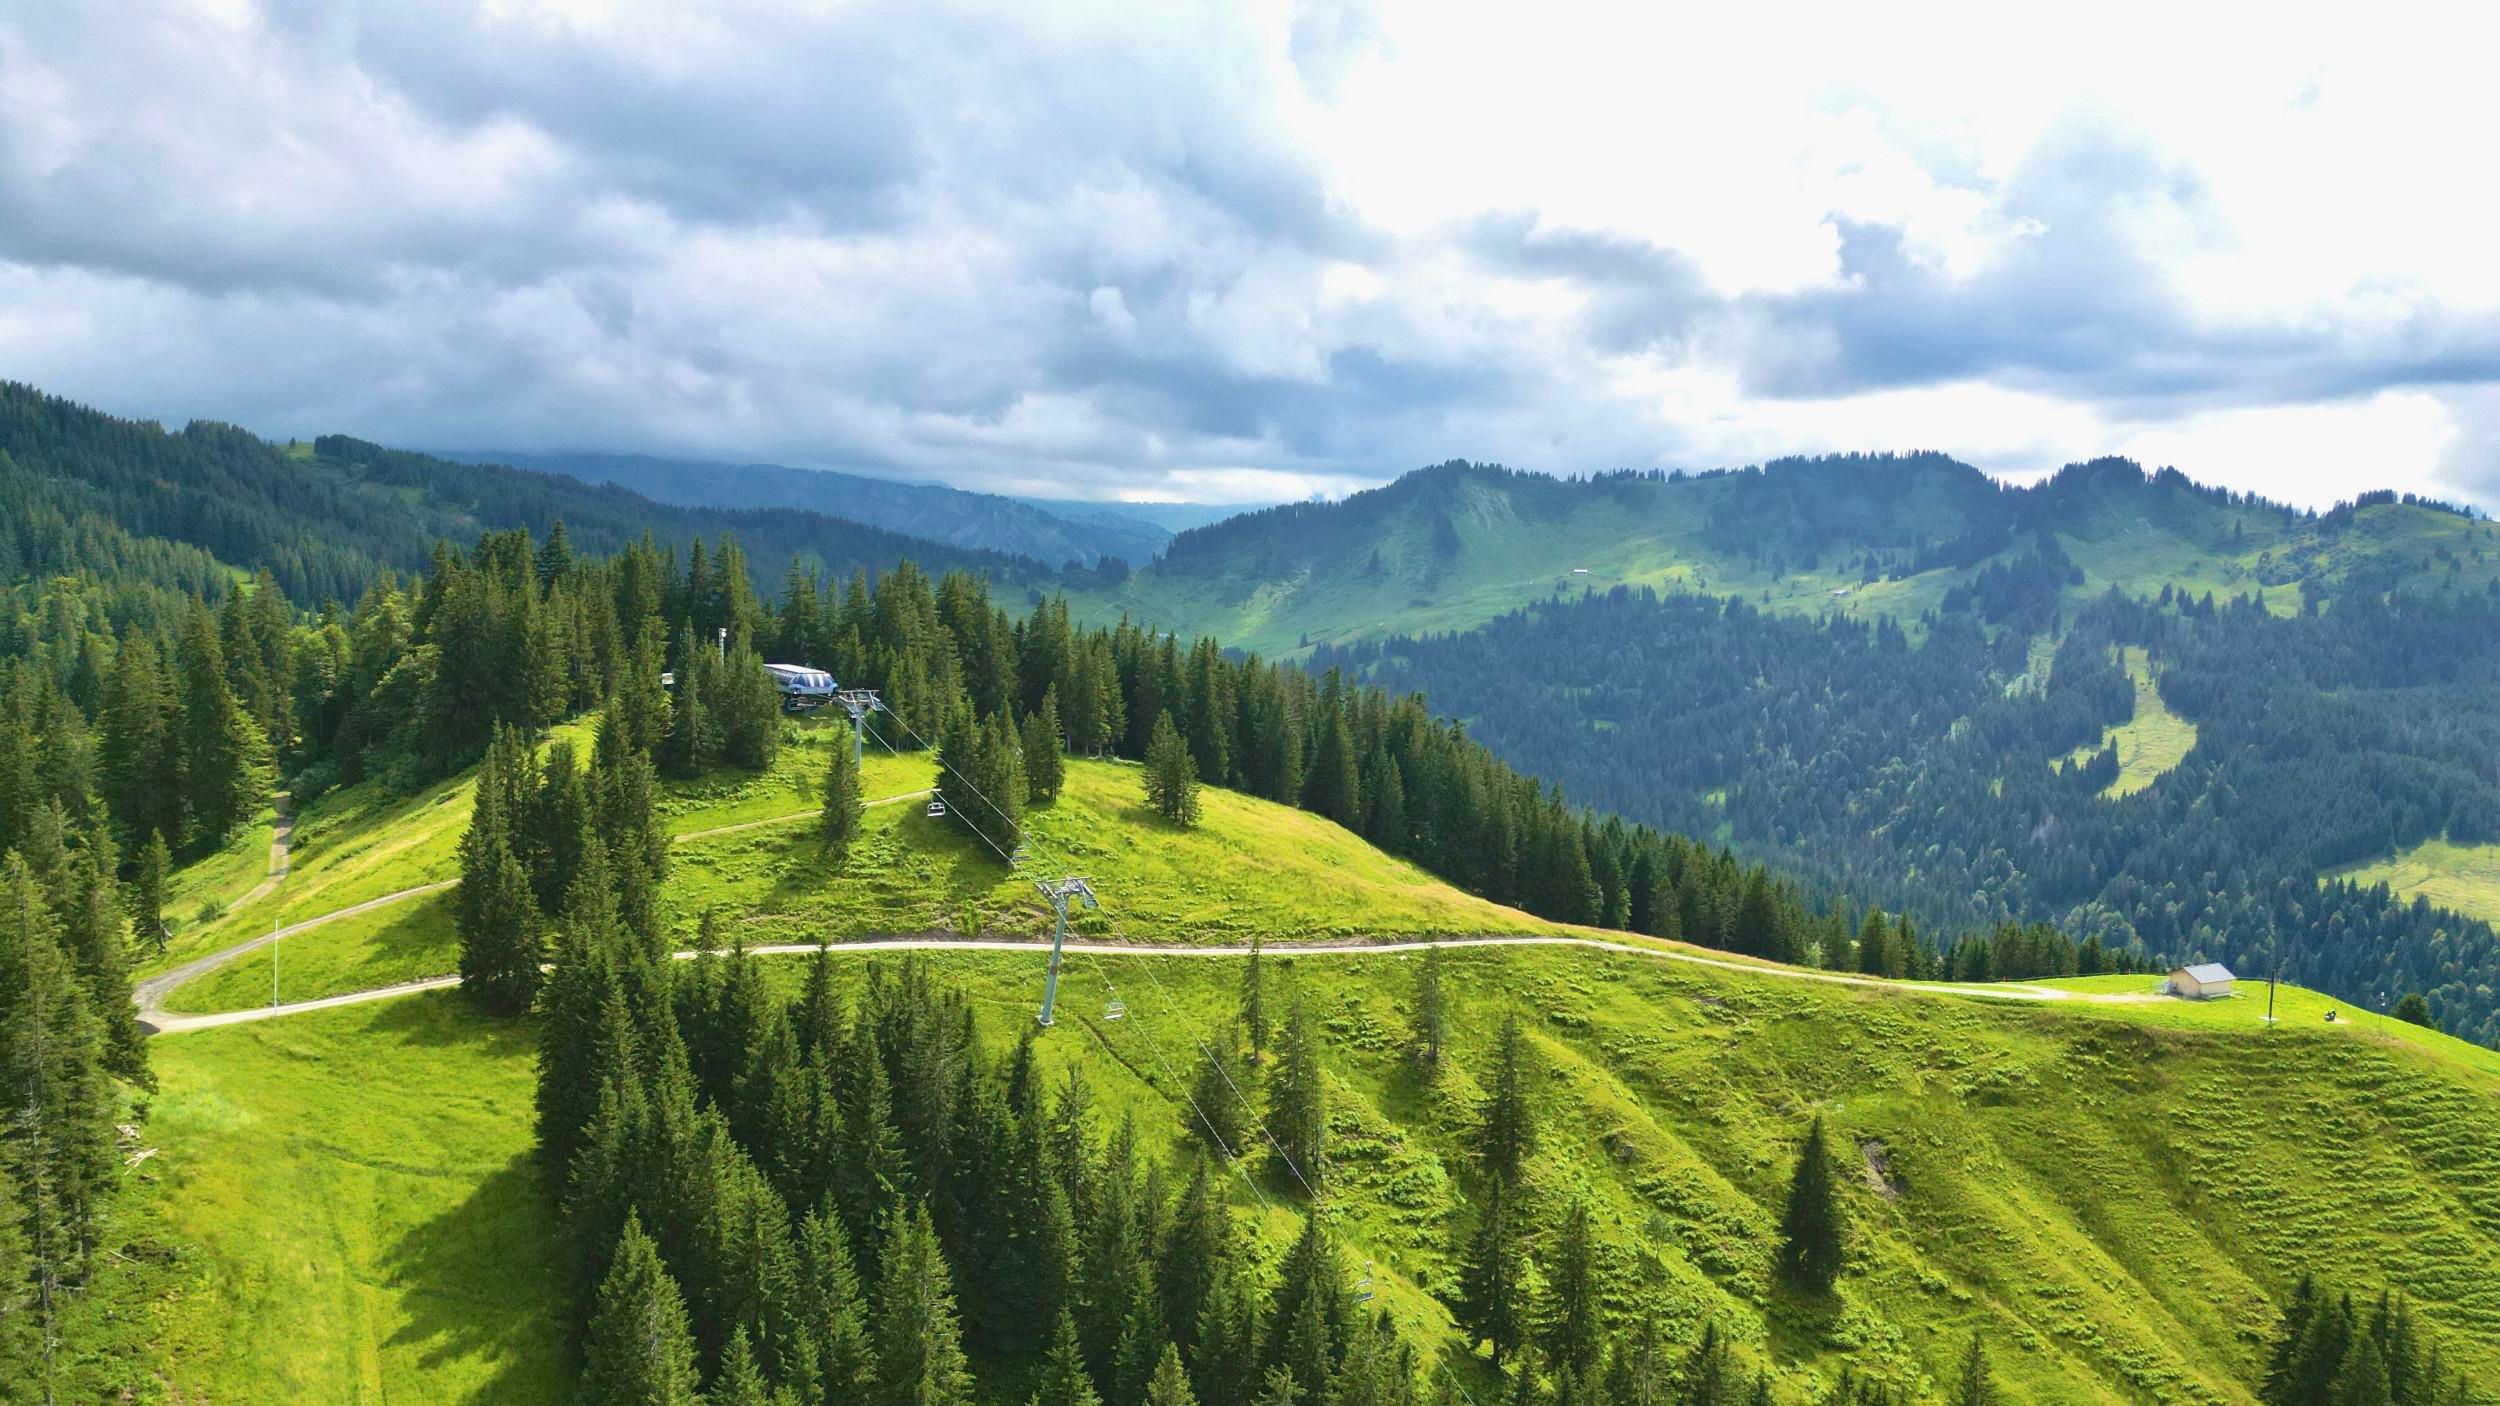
xmin=5 ymin=8 xmax=2500 ymax=1406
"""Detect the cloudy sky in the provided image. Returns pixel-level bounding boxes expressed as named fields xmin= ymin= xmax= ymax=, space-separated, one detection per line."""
xmin=5 ymin=1 xmax=2497 ymax=508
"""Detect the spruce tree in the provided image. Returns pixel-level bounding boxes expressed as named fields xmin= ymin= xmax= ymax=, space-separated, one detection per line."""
xmin=1952 ymin=1331 xmax=1995 ymax=1406
xmin=1253 ymin=1366 xmax=1303 ymax=1406
xmin=1145 ymin=711 xmax=1201 ymax=827
xmin=1146 ymin=1343 xmax=1201 ymax=1406
xmin=176 ymin=603 xmax=271 ymax=849
xmin=1540 ymin=1198 xmax=1601 ymax=1383
xmin=793 ymin=1205 xmax=871 ymax=1404
xmin=131 ymin=829 xmax=171 ymax=955
xmin=1303 ymin=708 xmax=1359 ymax=828
xmin=2335 ymin=1329 xmax=2392 ymax=1406
xmin=872 ymin=1204 xmax=975 ymax=1406
xmin=712 ymin=1326 xmax=774 ymax=1406
xmin=1035 ymin=1308 xmax=1106 ymax=1406
xmin=1411 ymin=941 xmax=1445 ymax=1069
xmin=1241 ymin=937 xmax=1268 ymax=1061
xmin=1187 ymin=1045 xmax=1245 ymax=1158
xmin=1481 ymin=1012 xmax=1535 ymax=1193
xmin=580 ymin=1212 xmax=704 ymax=1406
xmin=1266 ymin=993 xmax=1325 ymax=1191
xmin=1458 ymin=1194 xmax=1527 ymax=1368
xmin=458 ymin=829 xmax=544 ymax=1015
xmin=1026 ymin=690 xmax=1067 ymax=804
xmin=1265 ymin=1212 xmax=1340 ymax=1402
xmin=820 ymin=726 xmax=863 ymax=863
xmin=1776 ymin=1116 xmax=1845 ymax=1295
xmin=1160 ymin=1160 xmax=1228 ymax=1361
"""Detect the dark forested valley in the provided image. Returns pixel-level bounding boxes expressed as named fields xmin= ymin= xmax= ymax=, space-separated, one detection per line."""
xmin=1317 ymin=577 xmax=2500 ymax=1046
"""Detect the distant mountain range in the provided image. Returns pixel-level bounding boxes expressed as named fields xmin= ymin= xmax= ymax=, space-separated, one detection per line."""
xmin=1065 ymin=453 xmax=2491 ymax=654
xmin=443 ymin=450 xmax=1254 ymax=569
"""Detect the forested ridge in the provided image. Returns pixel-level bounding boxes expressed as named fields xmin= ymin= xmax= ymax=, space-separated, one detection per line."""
xmin=1317 ymin=577 xmax=2500 ymax=1046
xmin=0 ymin=381 xmax=1050 ymax=607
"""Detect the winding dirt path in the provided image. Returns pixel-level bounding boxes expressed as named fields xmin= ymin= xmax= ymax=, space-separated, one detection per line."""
xmin=132 ymin=881 xmax=459 ymax=1028
xmin=135 ymin=788 xmax=943 ymax=1027
xmin=141 ymin=931 xmax=2153 ymax=1035
xmin=236 ymin=794 xmax=295 ymax=906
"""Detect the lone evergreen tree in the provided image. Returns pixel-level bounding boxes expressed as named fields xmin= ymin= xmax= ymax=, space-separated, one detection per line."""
xmin=1481 ymin=1012 xmax=1535 ymax=1193
xmin=1776 ymin=1115 xmax=1845 ymax=1295
xmin=1411 ymin=940 xmax=1446 ymax=1069
xmin=2390 ymin=992 xmax=2435 ymax=1029
xmin=1145 ymin=710 xmax=1201 ymax=826
xmin=820 ymin=724 xmax=863 ymax=863
xmin=579 ymin=1213 xmax=703 ymax=1406
xmin=1953 ymin=1331 xmax=1995 ymax=1406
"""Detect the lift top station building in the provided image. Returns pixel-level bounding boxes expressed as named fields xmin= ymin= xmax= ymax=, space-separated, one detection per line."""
xmin=762 ymin=663 xmax=839 ymax=711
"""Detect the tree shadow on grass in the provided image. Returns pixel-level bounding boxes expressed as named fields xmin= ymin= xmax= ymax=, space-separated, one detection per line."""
xmin=358 ymin=988 xmax=543 ymax=1055
xmin=377 ymin=1152 xmax=573 ymax=1405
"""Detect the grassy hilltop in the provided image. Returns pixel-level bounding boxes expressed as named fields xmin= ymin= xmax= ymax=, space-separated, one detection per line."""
xmin=115 ymin=723 xmax=2500 ymax=1404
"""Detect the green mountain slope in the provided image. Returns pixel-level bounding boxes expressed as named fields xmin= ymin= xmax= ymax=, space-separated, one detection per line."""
xmin=122 ymin=754 xmax=2500 ymax=1403
xmin=1072 ymin=455 xmax=2493 ymax=654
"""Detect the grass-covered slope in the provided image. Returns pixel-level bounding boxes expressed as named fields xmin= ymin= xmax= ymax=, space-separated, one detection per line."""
xmin=665 ymin=721 xmax=1573 ymax=944
xmin=135 ymin=993 xmax=567 ymax=1403
xmin=2328 ymin=839 xmax=2500 ymax=928
xmin=1070 ymin=456 xmax=2500 ymax=655
xmin=150 ymin=715 xmax=1571 ymax=1014
xmin=2056 ymin=645 xmax=2199 ymax=798
xmin=129 ymin=944 xmax=2500 ymax=1404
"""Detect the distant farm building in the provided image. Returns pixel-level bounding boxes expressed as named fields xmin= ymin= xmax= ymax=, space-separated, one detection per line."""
xmin=2165 ymin=963 xmax=2236 ymax=999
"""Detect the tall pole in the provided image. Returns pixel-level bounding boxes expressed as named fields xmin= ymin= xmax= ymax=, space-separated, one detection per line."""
xmin=1035 ymin=877 xmax=1098 ymax=1027
xmin=2266 ymin=921 xmax=2280 ymax=1025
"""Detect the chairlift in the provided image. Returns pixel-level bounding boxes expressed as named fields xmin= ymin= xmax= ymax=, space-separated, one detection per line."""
xmin=1103 ymin=984 xmax=1127 ymax=1022
xmin=1355 ymin=1260 xmax=1375 ymax=1303
xmin=926 ymin=796 xmax=948 ymax=818
xmin=1010 ymin=843 xmax=1030 ymax=867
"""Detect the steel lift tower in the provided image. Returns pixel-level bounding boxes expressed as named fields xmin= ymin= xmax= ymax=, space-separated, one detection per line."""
xmin=832 ymin=688 xmax=882 ymax=765
xmin=1034 ymin=877 xmax=1099 ymax=1027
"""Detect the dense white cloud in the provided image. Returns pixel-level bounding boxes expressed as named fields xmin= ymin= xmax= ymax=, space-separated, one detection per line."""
xmin=2 ymin=0 xmax=2495 ymax=508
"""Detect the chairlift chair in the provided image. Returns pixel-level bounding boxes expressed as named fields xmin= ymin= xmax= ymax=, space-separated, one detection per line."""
xmin=1103 ymin=983 xmax=1127 ymax=1022
xmin=1355 ymin=1260 xmax=1375 ymax=1303
xmin=926 ymin=796 xmax=948 ymax=818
